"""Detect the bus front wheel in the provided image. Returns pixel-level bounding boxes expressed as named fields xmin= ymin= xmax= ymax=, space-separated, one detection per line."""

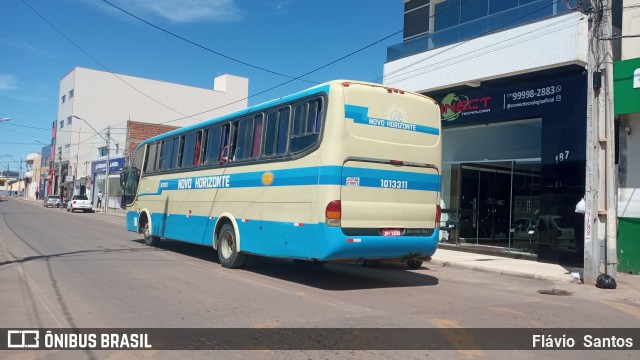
xmin=143 ymin=222 xmax=160 ymax=246
xmin=406 ymin=260 xmax=424 ymax=269
xmin=218 ymin=223 xmax=246 ymax=269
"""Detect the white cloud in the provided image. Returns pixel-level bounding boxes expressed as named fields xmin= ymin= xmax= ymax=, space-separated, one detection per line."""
xmin=115 ymin=0 xmax=243 ymax=23
xmin=0 ymin=74 xmax=18 ymax=91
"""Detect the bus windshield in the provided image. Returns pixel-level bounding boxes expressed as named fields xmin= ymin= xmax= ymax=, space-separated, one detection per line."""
xmin=122 ymin=146 xmax=144 ymax=206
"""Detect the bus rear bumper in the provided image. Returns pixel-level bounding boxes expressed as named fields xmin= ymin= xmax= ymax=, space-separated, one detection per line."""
xmin=317 ymin=224 xmax=438 ymax=261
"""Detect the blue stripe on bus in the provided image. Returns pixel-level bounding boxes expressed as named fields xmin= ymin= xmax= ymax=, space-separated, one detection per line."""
xmin=127 ymin=211 xmax=438 ymax=261
xmin=345 ymin=104 xmax=440 ymax=135
xmin=137 ymin=166 xmax=440 ymax=197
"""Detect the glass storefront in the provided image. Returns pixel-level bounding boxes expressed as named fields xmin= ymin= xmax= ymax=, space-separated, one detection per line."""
xmin=442 ymin=160 xmax=541 ymax=254
xmin=431 ymin=70 xmax=588 ymax=265
xmin=91 ymin=157 xmax=125 ymax=209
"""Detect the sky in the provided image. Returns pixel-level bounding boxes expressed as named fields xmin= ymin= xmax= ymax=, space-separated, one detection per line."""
xmin=0 ymin=0 xmax=404 ymax=174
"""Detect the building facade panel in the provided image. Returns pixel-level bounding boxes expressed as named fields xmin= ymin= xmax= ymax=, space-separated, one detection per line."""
xmin=385 ymin=12 xmax=587 ymax=93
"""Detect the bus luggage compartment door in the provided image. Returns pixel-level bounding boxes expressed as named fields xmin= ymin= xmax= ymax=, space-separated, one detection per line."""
xmin=340 ymin=160 xmax=440 ymax=231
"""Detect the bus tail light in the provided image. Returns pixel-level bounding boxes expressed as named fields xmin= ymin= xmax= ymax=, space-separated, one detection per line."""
xmin=325 ymin=200 xmax=341 ymax=227
xmin=435 ymin=204 xmax=442 ymax=227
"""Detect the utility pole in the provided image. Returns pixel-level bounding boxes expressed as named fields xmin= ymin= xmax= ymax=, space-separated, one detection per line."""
xmin=75 ymin=125 xmax=81 ymax=180
xmin=583 ymin=0 xmax=617 ymax=285
xmin=104 ymin=125 xmax=110 ymax=213
xmin=57 ymin=146 xmax=62 ymax=196
xmin=19 ymin=159 xmax=22 ymax=196
xmin=72 ymin=115 xmax=114 ymax=213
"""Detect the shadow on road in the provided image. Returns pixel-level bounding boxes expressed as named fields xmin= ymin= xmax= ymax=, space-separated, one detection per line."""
xmin=135 ymin=238 xmax=440 ymax=291
xmin=0 ymin=247 xmax=158 ymax=268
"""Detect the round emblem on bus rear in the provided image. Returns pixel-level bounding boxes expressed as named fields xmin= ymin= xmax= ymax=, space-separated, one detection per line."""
xmin=261 ymin=172 xmax=274 ymax=186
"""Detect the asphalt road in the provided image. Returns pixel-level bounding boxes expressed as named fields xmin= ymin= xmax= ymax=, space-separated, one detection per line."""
xmin=1 ymin=197 xmax=638 ymax=359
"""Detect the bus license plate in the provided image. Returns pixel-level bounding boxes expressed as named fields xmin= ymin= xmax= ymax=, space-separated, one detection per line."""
xmin=382 ymin=229 xmax=402 ymax=236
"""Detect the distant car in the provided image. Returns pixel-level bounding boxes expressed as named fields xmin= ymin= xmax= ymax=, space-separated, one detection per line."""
xmin=67 ymin=195 xmax=93 ymax=213
xmin=44 ymin=195 xmax=62 ymax=208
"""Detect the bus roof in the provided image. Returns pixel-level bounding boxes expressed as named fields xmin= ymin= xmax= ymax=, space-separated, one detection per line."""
xmin=136 ymin=80 xmax=432 ymax=149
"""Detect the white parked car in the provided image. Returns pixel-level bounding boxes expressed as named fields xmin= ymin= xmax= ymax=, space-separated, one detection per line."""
xmin=67 ymin=195 xmax=93 ymax=213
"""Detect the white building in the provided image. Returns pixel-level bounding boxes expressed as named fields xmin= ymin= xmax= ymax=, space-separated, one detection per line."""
xmin=53 ymin=67 xmax=249 ymax=199
xmin=23 ymin=152 xmax=42 ymax=200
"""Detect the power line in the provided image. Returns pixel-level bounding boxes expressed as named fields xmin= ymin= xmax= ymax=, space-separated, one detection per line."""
xmin=19 ymin=0 xmax=200 ymax=122
xmin=158 ymin=28 xmax=404 ymax=125
xmin=100 ymin=0 xmax=318 ymax=85
xmin=156 ymin=0 xmax=470 ymax=125
xmin=19 ymin=0 xmax=403 ymax=125
xmin=0 ymin=122 xmax=51 ymax=131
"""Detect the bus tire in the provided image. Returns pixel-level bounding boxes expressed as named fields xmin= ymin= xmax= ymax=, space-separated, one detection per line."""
xmin=218 ymin=223 xmax=246 ymax=269
xmin=406 ymin=260 xmax=424 ymax=269
xmin=143 ymin=221 xmax=160 ymax=246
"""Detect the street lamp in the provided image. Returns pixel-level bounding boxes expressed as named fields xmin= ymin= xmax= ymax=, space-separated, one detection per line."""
xmin=33 ymin=139 xmax=47 ymax=146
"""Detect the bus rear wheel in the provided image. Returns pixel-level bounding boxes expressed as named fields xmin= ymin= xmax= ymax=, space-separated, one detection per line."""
xmin=406 ymin=260 xmax=424 ymax=269
xmin=218 ymin=223 xmax=246 ymax=268
xmin=143 ymin=222 xmax=160 ymax=246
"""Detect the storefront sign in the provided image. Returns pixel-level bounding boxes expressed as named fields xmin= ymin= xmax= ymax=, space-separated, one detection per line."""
xmin=92 ymin=157 xmax=125 ymax=174
xmin=432 ymin=73 xmax=586 ymax=127
xmin=614 ymin=57 xmax=640 ymax=115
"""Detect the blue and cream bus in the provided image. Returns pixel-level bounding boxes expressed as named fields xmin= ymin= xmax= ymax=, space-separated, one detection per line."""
xmin=121 ymin=80 xmax=442 ymax=269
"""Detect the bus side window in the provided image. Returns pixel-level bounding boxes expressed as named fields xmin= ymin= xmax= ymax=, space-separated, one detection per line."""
xmin=290 ymin=98 xmax=322 ymax=154
xmin=292 ymin=102 xmax=307 ymax=136
xmin=144 ymin=143 xmax=158 ymax=173
xmin=251 ymin=114 xmax=263 ymax=158
xmin=276 ymin=106 xmax=291 ymax=155
xmin=177 ymin=135 xmax=186 ymax=168
xmin=312 ymin=98 xmax=324 ymax=133
xmin=233 ymin=117 xmax=255 ymax=161
xmin=171 ymin=137 xmax=179 ymax=169
xmin=160 ymin=138 xmax=177 ymax=171
xmin=156 ymin=142 xmax=164 ymax=171
xmin=181 ymin=132 xmax=197 ymax=169
xmin=220 ymin=124 xmax=231 ymax=163
xmin=194 ymin=131 xmax=202 ymax=166
xmin=263 ymin=111 xmax=278 ymax=156
xmin=201 ymin=129 xmax=209 ymax=164
xmin=204 ymin=126 xmax=222 ymax=165
xmin=227 ymin=122 xmax=239 ymax=161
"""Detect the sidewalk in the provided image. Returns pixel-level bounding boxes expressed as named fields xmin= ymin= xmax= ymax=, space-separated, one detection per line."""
xmin=430 ymin=246 xmax=582 ymax=283
xmin=94 ymin=207 xmax=127 ymax=216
